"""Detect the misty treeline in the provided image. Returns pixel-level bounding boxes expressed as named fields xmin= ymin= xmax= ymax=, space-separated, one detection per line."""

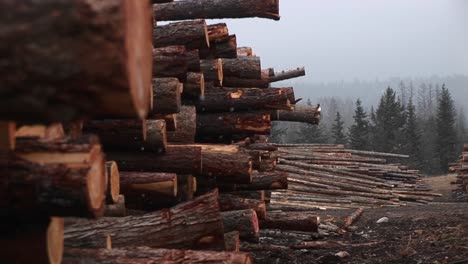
xmin=271 ymin=81 xmax=467 ymax=175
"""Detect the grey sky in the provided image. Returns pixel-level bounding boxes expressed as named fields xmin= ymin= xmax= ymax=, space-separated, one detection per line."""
xmin=216 ymin=0 xmax=468 ymax=82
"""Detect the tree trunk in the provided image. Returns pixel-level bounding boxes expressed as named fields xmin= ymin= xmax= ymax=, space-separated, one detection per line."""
xmin=64 ymin=190 xmax=225 ymax=250
xmin=237 ymin=47 xmax=254 ymax=57
xmin=200 ymin=35 xmax=238 ymax=59
xmin=107 ymin=145 xmax=202 ymax=174
xmin=187 ymin=49 xmax=201 ymax=72
xmin=167 ymin=106 xmax=197 ymax=143
xmin=218 ymin=194 xmax=266 ymax=220
xmin=197 ymin=112 xmax=271 ymax=136
xmin=63 ymin=247 xmax=252 ymax=264
xmin=0 ymin=217 xmax=64 ymax=264
xmin=194 ymin=88 xmax=291 ymax=113
xmin=153 ymin=46 xmax=188 ymax=81
xmin=222 ymin=209 xmax=259 ymax=242
xmin=152 ymin=78 xmax=182 ymax=114
xmin=260 ymin=212 xmax=319 ymax=232
xmin=83 ymin=119 xmax=167 ymax=151
xmin=0 ymin=121 xmax=15 ymax=152
xmin=224 ymin=231 xmax=240 ymax=252
xmin=218 ymin=171 xmax=288 ymax=191
xmin=3 ymin=136 xmax=106 ymax=218
xmin=200 ymin=59 xmax=223 ymax=86
xmin=183 ymin=72 xmax=205 ymax=100
xmin=153 ymin=0 xmax=280 ymax=21
xmin=105 ymin=161 xmax=120 ymax=204
xmin=104 ymin=195 xmax=126 ymax=217
xmin=222 ymin=57 xmax=261 ymax=79
xmin=269 ymin=67 xmax=306 ymax=83
xmin=153 ymin=20 xmax=209 ymax=50
xmin=0 ymin=0 xmax=153 ymax=122
xmin=270 ymin=105 xmax=321 ymax=124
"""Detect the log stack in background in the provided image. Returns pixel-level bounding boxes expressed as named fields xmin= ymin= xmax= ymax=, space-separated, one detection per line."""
xmin=450 ymin=144 xmax=468 ymax=194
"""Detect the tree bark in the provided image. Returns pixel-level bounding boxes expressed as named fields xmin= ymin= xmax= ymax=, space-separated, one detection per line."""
xmin=187 ymin=49 xmax=201 ymax=72
xmin=200 ymin=59 xmax=223 ymax=86
xmin=63 ymin=247 xmax=252 ymax=264
xmin=183 ymin=72 xmax=205 ymax=100
xmin=269 ymin=67 xmax=306 ymax=83
xmin=150 ymin=113 xmax=177 ymax=131
xmin=0 ymin=0 xmax=153 ymax=122
xmin=153 ymin=0 xmax=280 ymax=21
xmin=167 ymin=106 xmax=197 ymax=143
xmin=222 ymin=57 xmax=261 ymax=79
xmin=218 ymin=194 xmax=266 ymax=220
xmin=200 ymin=35 xmax=238 ymax=59
xmin=104 ymin=195 xmax=126 ymax=217
xmin=152 ymin=78 xmax=182 ymax=114
xmin=218 ymin=171 xmax=288 ymax=191
xmin=194 ymin=88 xmax=291 ymax=113
xmin=64 ymin=190 xmax=225 ymax=250
xmin=153 ymin=20 xmax=209 ymax=50
xmin=153 ymin=46 xmax=188 ymax=81
xmin=260 ymin=212 xmax=319 ymax=232
xmin=222 ymin=209 xmax=259 ymax=242
xmin=0 ymin=121 xmax=15 ymax=152
xmin=105 ymin=161 xmax=120 ymax=204
xmin=3 ymin=136 xmax=106 ymax=218
xmin=201 ymin=149 xmax=253 ymax=184
xmin=0 ymin=217 xmax=64 ymax=264
xmin=270 ymin=104 xmax=321 ymax=124
xmin=197 ymin=112 xmax=271 ymax=137
xmin=82 ymin=119 xmax=167 ymax=151
xmin=225 ymin=191 xmax=265 ymax=201
xmin=224 ymin=231 xmax=240 ymax=252
xmin=222 ymin=77 xmax=269 ymax=88
xmin=107 ymin=145 xmax=202 ymax=174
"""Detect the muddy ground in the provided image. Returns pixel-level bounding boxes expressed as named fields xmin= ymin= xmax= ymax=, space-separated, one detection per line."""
xmin=249 ymin=175 xmax=468 ymax=264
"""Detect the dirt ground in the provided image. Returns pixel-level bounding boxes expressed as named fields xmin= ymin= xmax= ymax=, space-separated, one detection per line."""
xmin=249 ymin=175 xmax=468 ymax=264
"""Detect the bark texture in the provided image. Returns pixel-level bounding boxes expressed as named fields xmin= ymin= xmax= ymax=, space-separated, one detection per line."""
xmin=152 ymin=78 xmax=182 ymax=114
xmin=153 ymin=20 xmax=209 ymax=50
xmin=167 ymin=106 xmax=197 ymax=143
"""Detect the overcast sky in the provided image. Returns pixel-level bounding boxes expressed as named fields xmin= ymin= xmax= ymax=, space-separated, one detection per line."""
xmin=216 ymin=0 xmax=468 ymax=83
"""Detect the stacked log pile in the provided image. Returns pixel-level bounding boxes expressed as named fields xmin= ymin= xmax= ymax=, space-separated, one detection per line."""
xmin=450 ymin=144 xmax=468 ymax=194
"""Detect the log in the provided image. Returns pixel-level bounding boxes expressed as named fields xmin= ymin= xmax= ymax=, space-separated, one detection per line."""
xmin=15 ymin=123 xmax=64 ymax=141
xmin=199 ymin=35 xmax=237 ymax=59
xmin=196 ymin=112 xmax=271 ymax=137
xmin=83 ymin=119 xmax=167 ymax=152
xmin=105 ymin=161 xmax=120 ymax=204
xmin=63 ymin=120 xmax=84 ymax=138
xmin=187 ymin=49 xmax=201 ymax=72
xmin=183 ymin=72 xmax=205 ymax=100
xmin=153 ymin=0 xmax=280 ymax=21
xmin=0 ymin=217 xmax=64 ymax=264
xmin=119 ymin=172 xmax=177 ymax=209
xmin=64 ymin=190 xmax=225 ymax=250
xmin=153 ymin=46 xmax=188 ymax=81
xmin=224 ymin=231 xmax=241 ymax=252
xmin=107 ymin=145 xmax=202 ymax=174
xmin=201 ymin=150 xmax=253 ymax=184
xmin=200 ymin=59 xmax=223 ymax=86
xmin=0 ymin=121 xmax=15 ymax=151
xmin=260 ymin=212 xmax=319 ymax=232
xmin=218 ymin=194 xmax=266 ymax=220
xmin=63 ymin=247 xmax=252 ymax=264
xmin=270 ymin=104 xmax=321 ymax=124
xmin=218 ymin=171 xmax=288 ymax=191
xmin=152 ymin=78 xmax=182 ymax=114
xmin=0 ymin=0 xmax=153 ymax=122
xmin=3 ymin=136 xmax=106 ymax=218
xmin=269 ymin=67 xmax=306 ymax=83
xmin=340 ymin=208 xmax=364 ymax=233
xmin=222 ymin=77 xmax=269 ymax=88
xmin=194 ymin=88 xmax=291 ymax=113
xmin=226 ymin=191 xmax=265 ymax=201
xmin=150 ymin=113 xmax=177 ymax=131
xmin=237 ymin=47 xmax=254 ymax=57
xmin=207 ymin=23 xmax=229 ymax=41
xmin=104 ymin=195 xmax=126 ymax=217
xmin=222 ymin=57 xmax=261 ymax=79
xmin=153 ymin=20 xmax=209 ymax=50
xmin=344 ymin=149 xmax=410 ymax=159
xmin=222 ymin=209 xmax=259 ymax=242
xmin=167 ymin=106 xmax=197 ymax=143
xmin=177 ymin=174 xmax=197 ymax=201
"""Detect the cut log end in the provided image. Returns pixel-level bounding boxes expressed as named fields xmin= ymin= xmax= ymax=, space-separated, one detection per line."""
xmin=47 ymin=217 xmax=64 ymax=264
xmin=87 ymin=146 xmax=106 ymax=217
xmin=106 ymin=161 xmax=121 ymax=204
xmin=125 ymin=0 xmax=153 ymax=119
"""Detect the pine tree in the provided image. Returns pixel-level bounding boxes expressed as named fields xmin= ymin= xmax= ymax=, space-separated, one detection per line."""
xmin=348 ymin=99 xmax=370 ymax=149
xmin=403 ymin=99 xmax=422 ymax=168
xmin=331 ymin=112 xmax=347 ymax=144
xmin=435 ymin=85 xmax=458 ymax=172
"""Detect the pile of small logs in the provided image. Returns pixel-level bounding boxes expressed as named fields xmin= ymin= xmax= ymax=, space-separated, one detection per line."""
xmin=450 ymin=144 xmax=468 ymax=194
